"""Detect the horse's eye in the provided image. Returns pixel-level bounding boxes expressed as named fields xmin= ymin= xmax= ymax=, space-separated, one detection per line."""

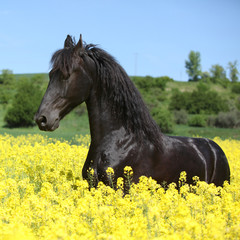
xmin=60 ymin=72 xmax=69 ymax=81
xmin=62 ymin=76 xmax=68 ymax=81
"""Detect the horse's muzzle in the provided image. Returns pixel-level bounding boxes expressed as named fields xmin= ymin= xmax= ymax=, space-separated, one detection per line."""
xmin=34 ymin=113 xmax=59 ymax=131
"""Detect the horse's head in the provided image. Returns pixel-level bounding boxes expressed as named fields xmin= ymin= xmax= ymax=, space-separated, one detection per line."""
xmin=35 ymin=35 xmax=95 ymax=131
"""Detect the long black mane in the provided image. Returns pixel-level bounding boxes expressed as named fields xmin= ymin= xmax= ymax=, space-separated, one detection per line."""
xmin=51 ymin=37 xmax=163 ymax=151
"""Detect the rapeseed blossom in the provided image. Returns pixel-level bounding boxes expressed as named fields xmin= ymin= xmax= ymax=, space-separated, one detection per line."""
xmin=0 ymin=134 xmax=239 ymax=239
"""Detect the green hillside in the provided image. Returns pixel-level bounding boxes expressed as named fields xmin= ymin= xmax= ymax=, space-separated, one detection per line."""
xmin=0 ymin=72 xmax=239 ymax=141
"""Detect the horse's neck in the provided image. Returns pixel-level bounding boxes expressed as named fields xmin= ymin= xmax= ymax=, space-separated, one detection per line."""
xmin=86 ymin=93 xmax=122 ymax=144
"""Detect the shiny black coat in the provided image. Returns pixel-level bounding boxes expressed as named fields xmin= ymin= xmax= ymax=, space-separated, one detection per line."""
xmin=35 ymin=35 xmax=230 ymax=188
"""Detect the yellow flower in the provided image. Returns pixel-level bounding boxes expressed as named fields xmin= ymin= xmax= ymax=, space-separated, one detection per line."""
xmin=106 ymin=167 xmax=114 ymax=175
xmin=88 ymin=168 xmax=94 ymax=176
xmin=0 ymin=134 xmax=240 ymax=240
xmin=124 ymin=166 xmax=133 ymax=175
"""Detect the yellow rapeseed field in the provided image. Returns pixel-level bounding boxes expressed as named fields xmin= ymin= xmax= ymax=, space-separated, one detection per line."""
xmin=0 ymin=134 xmax=239 ymax=240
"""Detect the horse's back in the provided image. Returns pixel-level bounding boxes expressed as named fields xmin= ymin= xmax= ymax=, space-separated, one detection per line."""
xmin=161 ymin=136 xmax=230 ymax=186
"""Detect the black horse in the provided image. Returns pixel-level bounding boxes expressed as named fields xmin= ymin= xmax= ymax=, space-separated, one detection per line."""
xmin=35 ymin=35 xmax=230 ymax=187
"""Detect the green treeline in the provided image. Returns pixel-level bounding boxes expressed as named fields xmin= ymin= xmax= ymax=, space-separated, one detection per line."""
xmin=185 ymin=51 xmax=239 ymax=84
xmin=131 ymin=75 xmax=240 ymax=133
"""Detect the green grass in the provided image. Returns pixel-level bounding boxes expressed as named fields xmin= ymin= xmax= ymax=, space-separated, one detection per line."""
xmin=172 ymin=125 xmax=240 ymax=140
xmin=1 ymin=104 xmax=239 ymax=141
xmin=0 ymin=105 xmax=90 ymax=142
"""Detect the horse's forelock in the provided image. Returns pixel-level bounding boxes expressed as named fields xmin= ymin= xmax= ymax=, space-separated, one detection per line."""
xmin=50 ymin=48 xmax=74 ymax=77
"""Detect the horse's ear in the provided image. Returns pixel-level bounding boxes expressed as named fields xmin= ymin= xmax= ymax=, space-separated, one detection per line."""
xmin=64 ymin=35 xmax=74 ymax=48
xmin=75 ymin=34 xmax=83 ymax=51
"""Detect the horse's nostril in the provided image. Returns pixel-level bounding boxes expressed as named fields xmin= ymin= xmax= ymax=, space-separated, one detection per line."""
xmin=39 ymin=116 xmax=47 ymax=127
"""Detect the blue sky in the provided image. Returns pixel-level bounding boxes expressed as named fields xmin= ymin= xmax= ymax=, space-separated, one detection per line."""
xmin=0 ymin=0 xmax=239 ymax=81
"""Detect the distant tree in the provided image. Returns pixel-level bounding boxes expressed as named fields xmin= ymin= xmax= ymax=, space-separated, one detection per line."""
xmin=200 ymin=71 xmax=211 ymax=83
xmin=31 ymin=74 xmax=47 ymax=89
xmin=169 ymin=83 xmax=228 ymax=114
xmin=4 ymin=78 xmax=42 ymax=127
xmin=209 ymin=64 xmax=228 ymax=84
xmin=231 ymin=82 xmax=240 ymax=94
xmin=188 ymin=115 xmax=206 ymax=127
xmin=185 ymin=51 xmax=202 ymax=82
xmin=169 ymin=88 xmax=189 ymax=111
xmin=151 ymin=108 xmax=174 ymax=133
xmin=0 ymin=69 xmax=16 ymax=104
xmin=154 ymin=76 xmax=172 ymax=90
xmin=228 ymin=61 xmax=239 ymax=82
xmin=134 ymin=75 xmax=154 ymax=90
xmin=0 ymin=69 xmax=15 ymax=85
xmin=0 ymin=88 xmax=10 ymax=105
xmin=132 ymin=75 xmax=172 ymax=92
